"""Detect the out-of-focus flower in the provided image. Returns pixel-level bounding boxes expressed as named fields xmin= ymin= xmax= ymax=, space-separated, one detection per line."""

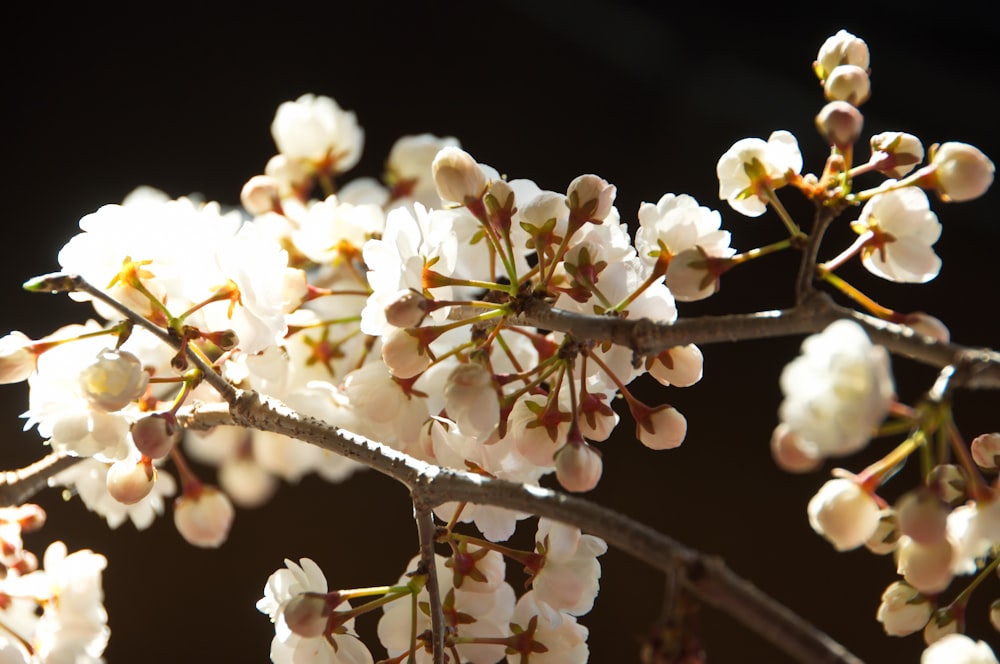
xmin=918 ymin=142 xmax=995 ymax=202
xmin=271 ymin=94 xmax=364 ymax=175
xmin=779 ymin=320 xmax=894 ymax=458
xmin=921 ymin=634 xmax=998 ymax=664
xmin=814 ymin=29 xmax=870 ymax=82
xmin=173 ymin=485 xmax=234 ymax=548
xmin=876 ymin=581 xmax=933 ymax=636
xmin=807 ymin=477 xmax=881 ymax=551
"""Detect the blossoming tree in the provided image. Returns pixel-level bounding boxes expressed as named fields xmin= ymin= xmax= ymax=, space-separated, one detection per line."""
xmin=2 ymin=26 xmax=1000 ymax=664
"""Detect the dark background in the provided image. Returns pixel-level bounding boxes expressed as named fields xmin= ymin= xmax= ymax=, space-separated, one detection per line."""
xmin=2 ymin=2 xmax=999 ymax=661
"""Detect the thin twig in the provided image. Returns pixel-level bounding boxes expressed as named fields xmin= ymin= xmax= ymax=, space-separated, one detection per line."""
xmin=0 ymin=453 xmax=80 ymax=507
xmin=414 ymin=506 xmax=445 ymax=664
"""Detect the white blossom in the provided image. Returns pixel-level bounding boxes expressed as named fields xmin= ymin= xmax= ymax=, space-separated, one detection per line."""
xmin=717 ymin=131 xmax=802 ymax=217
xmin=853 ymin=186 xmax=942 ymax=283
xmin=271 ymin=94 xmax=364 ymax=174
xmin=921 ymin=634 xmax=998 ymax=664
xmin=807 ymin=477 xmax=881 ymax=551
xmin=779 ymin=320 xmax=894 ymax=458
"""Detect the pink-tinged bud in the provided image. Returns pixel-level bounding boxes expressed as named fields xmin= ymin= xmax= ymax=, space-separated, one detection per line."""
xmin=0 ymin=331 xmax=37 ymax=384
xmin=555 ymin=440 xmax=603 ymax=493
xmin=816 ymin=101 xmax=864 ymax=150
xmin=926 ymin=464 xmax=967 ymax=506
xmin=922 ymin=142 xmax=995 ymax=202
xmin=877 ymin=581 xmax=933 ymax=637
xmin=815 ymin=29 xmax=870 ymax=82
xmin=823 ymin=65 xmax=871 ymax=106
xmin=566 ymin=174 xmax=616 ymax=224
xmin=443 ymin=363 xmax=499 ymax=440
xmin=923 ymin=608 xmax=961 ymax=646
xmin=219 ymin=458 xmax=278 ymax=509
xmin=865 ymin=509 xmax=901 ymax=555
xmin=174 ymin=486 xmax=235 ymax=548
xmin=282 ymin=593 xmax=330 ymax=638
xmin=807 ymin=477 xmax=880 ymax=551
xmin=870 ymin=132 xmax=925 ymax=178
xmin=107 ymin=456 xmax=157 ymax=505
xmin=240 ymin=175 xmax=282 ymax=215
xmin=971 ymin=432 xmax=1000 ymax=470
xmin=770 ymin=423 xmax=822 ymax=473
xmin=78 ymin=349 xmax=149 ymax=412
xmin=648 ymin=344 xmax=704 ymax=388
xmin=896 ymin=489 xmax=948 ymax=545
xmin=900 ymin=312 xmax=950 ymax=343
xmin=636 ymin=405 xmax=687 ymax=450
xmin=131 ymin=413 xmax=181 ymax=459
xmin=432 ymin=146 xmax=487 ymax=205
xmin=384 ymin=290 xmax=429 ymax=329
xmin=380 ymin=327 xmax=430 ymax=379
xmin=897 ymin=537 xmax=954 ymax=595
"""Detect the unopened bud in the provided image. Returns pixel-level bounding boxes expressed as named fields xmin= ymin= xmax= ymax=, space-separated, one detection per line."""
xmin=384 ymin=290 xmax=428 ymax=329
xmin=896 ymin=489 xmax=947 ymax=545
xmin=131 ymin=413 xmax=181 ymax=459
xmin=824 ymin=65 xmax=871 ymax=106
xmin=816 ymin=101 xmax=863 ymax=150
xmin=443 ymin=363 xmax=499 ymax=440
xmin=283 ymin=593 xmax=330 ymax=638
xmin=381 ymin=327 xmax=430 ymax=379
xmin=432 ymin=146 xmax=486 ymax=205
xmin=876 ymin=581 xmax=932 ymax=637
xmin=79 ymin=349 xmax=149 ymax=412
xmin=971 ymin=433 xmax=1000 ymax=470
xmin=566 ymin=174 xmax=616 ymax=224
xmin=107 ymin=456 xmax=157 ymax=505
xmin=922 ymin=141 xmax=995 ymax=202
xmin=870 ymin=132 xmax=925 ymax=178
xmin=770 ymin=423 xmax=822 ymax=473
xmin=174 ymin=485 xmax=234 ymax=548
xmin=990 ymin=598 xmax=1000 ymax=633
xmin=815 ymin=29 xmax=870 ymax=82
xmin=554 ymin=440 xmax=603 ymax=493
xmin=900 ymin=312 xmax=950 ymax=343
xmin=240 ymin=175 xmax=282 ymax=215
xmin=923 ymin=608 xmax=961 ymax=645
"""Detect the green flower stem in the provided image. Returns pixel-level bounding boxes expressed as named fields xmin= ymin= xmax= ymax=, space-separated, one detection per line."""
xmin=856 ymin=431 xmax=926 ymax=493
xmin=946 ymin=418 xmax=992 ymax=501
xmin=728 ymin=237 xmax=796 ymax=266
xmin=446 ymin=531 xmax=538 ymax=568
xmin=762 ymin=187 xmax=804 ymax=239
xmin=819 ymin=232 xmax=872 ymax=273
xmin=948 ymin=554 xmax=1000 ymax=610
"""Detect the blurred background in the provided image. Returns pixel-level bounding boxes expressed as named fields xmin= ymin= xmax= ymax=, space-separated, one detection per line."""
xmin=2 ymin=2 xmax=999 ymax=661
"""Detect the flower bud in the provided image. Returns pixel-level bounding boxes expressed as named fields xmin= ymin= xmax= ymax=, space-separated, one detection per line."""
xmin=0 ymin=331 xmax=36 ymax=384
xmin=380 ymin=327 xmax=430 ymax=379
xmin=923 ymin=608 xmax=961 ymax=646
xmin=432 ymin=146 xmax=487 ymax=205
xmin=815 ymin=30 xmax=870 ymax=82
xmin=876 ymin=581 xmax=933 ymax=637
xmin=900 ymin=312 xmax=950 ymax=343
xmin=824 ymin=65 xmax=871 ymax=106
xmin=870 ymin=132 xmax=925 ymax=178
xmin=78 ymin=349 xmax=149 ymax=412
xmin=107 ymin=456 xmax=157 ymax=505
xmin=555 ymin=440 xmax=603 ymax=493
xmin=816 ymin=101 xmax=863 ymax=149
xmin=384 ymin=290 xmax=429 ymax=329
xmin=923 ymin=142 xmax=995 ymax=202
xmin=897 ymin=488 xmax=948 ymax=546
xmin=443 ymin=363 xmax=499 ymax=440
xmin=971 ymin=433 xmax=1000 ymax=470
xmin=897 ymin=537 xmax=954 ymax=595
xmin=174 ymin=485 xmax=235 ymax=548
xmin=240 ymin=175 xmax=282 ymax=215
xmin=636 ymin=405 xmax=687 ymax=450
xmin=926 ymin=464 xmax=967 ymax=505
xmin=770 ymin=423 xmax=822 ymax=473
xmin=282 ymin=593 xmax=330 ymax=638
xmin=865 ymin=509 xmax=901 ymax=555
xmin=807 ymin=477 xmax=880 ymax=551
xmin=131 ymin=413 xmax=181 ymax=459
xmin=566 ymin=174 xmax=616 ymax=224
xmin=648 ymin=344 xmax=704 ymax=388
xmin=990 ymin=598 xmax=1000 ymax=633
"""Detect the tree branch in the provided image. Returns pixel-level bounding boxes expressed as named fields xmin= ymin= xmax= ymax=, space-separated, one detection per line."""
xmin=414 ymin=505 xmax=446 ymax=664
xmin=0 ymin=452 xmax=80 ymax=507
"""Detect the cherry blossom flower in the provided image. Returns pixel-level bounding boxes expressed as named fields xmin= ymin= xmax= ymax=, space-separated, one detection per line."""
xmin=634 ymin=193 xmax=733 ymax=301
xmin=853 ymin=186 xmax=942 ymax=283
xmin=921 ymin=634 xmax=998 ymax=664
xmin=716 ymin=131 xmax=803 ymax=217
xmin=919 ymin=141 xmax=995 ymax=202
xmin=0 ymin=331 xmax=37 ymax=384
xmin=271 ymin=94 xmax=364 ymax=175
xmin=807 ymin=477 xmax=881 ymax=551
xmin=508 ymin=591 xmax=589 ymax=663
xmin=778 ymin=320 xmax=894 ymax=458
xmin=173 ymin=485 xmax=235 ymax=548
xmin=53 ymin=458 xmax=176 ymax=530
xmin=531 ymin=519 xmax=607 ymax=617
xmin=258 ymin=558 xmax=373 ymax=664
xmin=870 ymin=132 xmax=925 ymax=178
xmin=896 ymin=536 xmax=955 ymax=594
xmin=387 ymin=134 xmax=460 ymax=208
